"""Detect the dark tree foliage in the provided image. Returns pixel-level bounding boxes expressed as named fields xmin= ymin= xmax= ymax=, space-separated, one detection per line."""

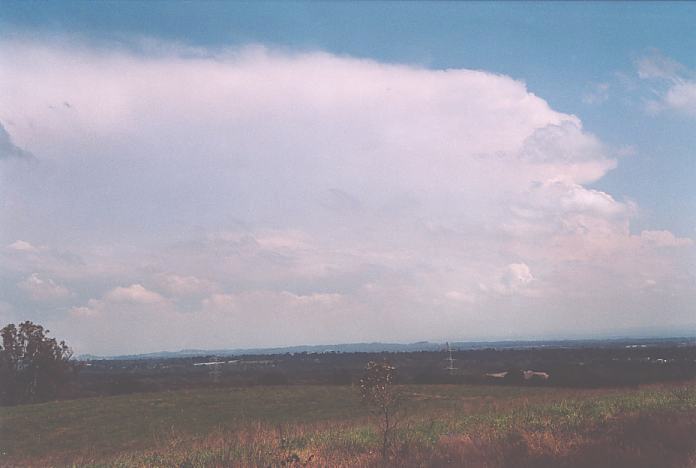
xmin=0 ymin=321 xmax=77 ymax=405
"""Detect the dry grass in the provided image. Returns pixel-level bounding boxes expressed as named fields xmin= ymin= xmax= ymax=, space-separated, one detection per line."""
xmin=2 ymin=383 xmax=696 ymax=467
xmin=62 ymin=409 xmax=696 ymax=468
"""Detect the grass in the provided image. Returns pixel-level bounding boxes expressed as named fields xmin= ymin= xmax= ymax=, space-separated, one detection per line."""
xmin=2 ymin=382 xmax=696 ymax=467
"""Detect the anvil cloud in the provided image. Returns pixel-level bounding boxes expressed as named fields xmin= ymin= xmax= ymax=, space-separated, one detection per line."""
xmin=0 ymin=40 xmax=693 ymax=354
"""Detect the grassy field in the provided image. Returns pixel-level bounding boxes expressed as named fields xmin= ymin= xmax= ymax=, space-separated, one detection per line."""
xmin=2 ymin=382 xmax=696 ymax=467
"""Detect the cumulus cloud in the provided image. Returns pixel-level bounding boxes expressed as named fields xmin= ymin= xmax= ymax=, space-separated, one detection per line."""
xmin=70 ymin=299 xmax=103 ymax=318
xmin=483 ymin=263 xmax=537 ymax=296
xmin=662 ymin=83 xmax=696 ymax=115
xmin=0 ymin=39 xmax=694 ymax=354
xmin=201 ymin=293 xmax=236 ymax=309
xmin=641 ymin=230 xmax=694 ymax=248
xmin=7 ymin=240 xmax=40 ymax=253
xmin=154 ymin=274 xmax=218 ymax=297
xmin=17 ymin=273 xmax=71 ymax=301
xmin=502 ymin=263 xmax=534 ymax=287
xmin=70 ymin=285 xmax=169 ymax=324
xmin=104 ymin=284 xmax=165 ymax=304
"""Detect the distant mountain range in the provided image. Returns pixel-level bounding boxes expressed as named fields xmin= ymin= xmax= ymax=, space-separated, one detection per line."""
xmin=77 ymin=336 xmax=696 ymax=360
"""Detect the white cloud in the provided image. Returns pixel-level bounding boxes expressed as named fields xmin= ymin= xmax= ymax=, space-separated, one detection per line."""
xmin=558 ymin=184 xmax=624 ymax=217
xmin=636 ymin=50 xmax=696 ymax=116
xmin=0 ymin=39 xmax=694 ymax=353
xmin=7 ymin=240 xmax=39 ymax=253
xmin=17 ymin=273 xmax=71 ymax=301
xmin=445 ymin=291 xmax=476 ymax=303
xmin=492 ymin=263 xmax=536 ymax=295
xmin=104 ymin=284 xmax=165 ymax=304
xmin=65 ymin=288 xmax=350 ymax=354
xmin=154 ymin=274 xmax=218 ymax=297
xmin=70 ymin=299 xmax=103 ymax=318
xmin=663 ymin=82 xmax=696 ymax=115
xmin=201 ymin=293 xmax=236 ymax=309
xmin=641 ymin=230 xmax=694 ymax=248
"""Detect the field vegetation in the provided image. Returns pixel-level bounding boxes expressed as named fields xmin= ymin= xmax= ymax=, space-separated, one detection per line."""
xmin=2 ymin=382 xmax=696 ymax=467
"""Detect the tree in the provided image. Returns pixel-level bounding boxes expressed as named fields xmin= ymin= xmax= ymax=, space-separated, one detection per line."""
xmin=0 ymin=321 xmax=76 ymax=405
xmin=359 ymin=360 xmax=401 ymax=462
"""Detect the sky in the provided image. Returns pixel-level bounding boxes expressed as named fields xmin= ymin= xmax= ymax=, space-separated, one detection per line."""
xmin=1 ymin=2 xmax=695 ymax=355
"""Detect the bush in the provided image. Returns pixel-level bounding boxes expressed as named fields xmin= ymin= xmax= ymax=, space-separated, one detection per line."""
xmin=359 ymin=360 xmax=401 ymax=461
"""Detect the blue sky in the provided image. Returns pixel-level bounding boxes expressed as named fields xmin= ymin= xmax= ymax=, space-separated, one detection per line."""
xmin=1 ymin=2 xmax=695 ymax=354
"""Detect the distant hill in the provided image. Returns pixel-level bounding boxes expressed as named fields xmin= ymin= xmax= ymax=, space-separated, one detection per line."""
xmin=76 ymin=336 xmax=696 ymax=360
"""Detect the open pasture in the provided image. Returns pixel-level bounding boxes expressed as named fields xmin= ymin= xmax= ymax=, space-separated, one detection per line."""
xmin=2 ymin=383 xmax=696 ymax=467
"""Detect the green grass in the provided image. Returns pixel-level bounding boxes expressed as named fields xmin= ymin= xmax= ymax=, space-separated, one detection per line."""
xmin=0 ymin=386 xmax=367 ymax=460
xmin=2 ymin=383 xmax=696 ymax=466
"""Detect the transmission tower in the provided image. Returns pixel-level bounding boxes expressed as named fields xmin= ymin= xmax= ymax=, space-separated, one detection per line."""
xmin=445 ymin=342 xmax=457 ymax=374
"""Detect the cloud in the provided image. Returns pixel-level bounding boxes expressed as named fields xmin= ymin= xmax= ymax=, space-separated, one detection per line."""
xmin=502 ymin=263 xmax=534 ymax=286
xmin=17 ymin=273 xmax=71 ymax=301
xmin=0 ymin=122 xmax=33 ymax=160
xmin=154 ymin=274 xmax=218 ymax=297
xmin=489 ymin=263 xmax=536 ymax=296
xmin=641 ymin=230 xmax=694 ymax=248
xmin=445 ymin=290 xmax=476 ymax=303
xmin=201 ymin=293 xmax=236 ymax=309
xmin=636 ymin=50 xmax=684 ymax=81
xmin=636 ymin=50 xmax=696 ymax=116
xmin=70 ymin=299 xmax=103 ymax=318
xmin=0 ymin=39 xmax=694 ymax=354
xmin=104 ymin=284 xmax=165 ymax=304
xmin=662 ymin=82 xmax=696 ymax=115
xmin=7 ymin=240 xmax=40 ymax=253
xmin=582 ymin=82 xmax=610 ymax=105
xmin=66 ymin=288 xmax=349 ymax=354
